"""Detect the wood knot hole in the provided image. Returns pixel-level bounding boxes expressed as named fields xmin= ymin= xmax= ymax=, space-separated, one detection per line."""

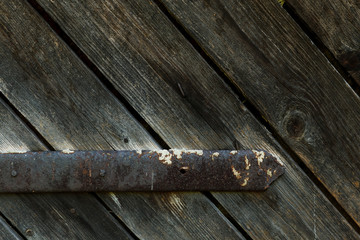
xmin=284 ymin=112 xmax=306 ymax=138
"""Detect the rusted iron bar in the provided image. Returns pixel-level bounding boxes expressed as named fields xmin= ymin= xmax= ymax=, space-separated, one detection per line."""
xmin=0 ymin=150 xmax=284 ymax=192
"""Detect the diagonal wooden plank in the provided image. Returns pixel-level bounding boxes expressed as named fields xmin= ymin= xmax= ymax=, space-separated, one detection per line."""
xmin=0 ymin=215 xmax=22 ymax=240
xmin=34 ymin=0 xmax=360 ymax=238
xmin=159 ymin=0 xmax=360 ymax=226
xmin=0 ymin=102 xmax=134 ymax=239
xmin=0 ymin=99 xmax=134 ymax=239
xmin=0 ymin=1 xmax=246 ymax=239
xmin=285 ymin=0 xmax=360 ymax=86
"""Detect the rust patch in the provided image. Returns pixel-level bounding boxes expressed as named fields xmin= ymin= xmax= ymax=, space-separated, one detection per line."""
xmin=172 ymin=149 xmax=184 ymax=159
xmin=231 ymin=166 xmax=242 ymax=179
xmin=0 ymin=150 xmax=285 ymax=192
xmin=230 ymin=150 xmax=238 ymax=155
xmin=154 ymin=150 xmax=173 ymax=165
xmin=252 ymin=150 xmax=265 ymax=166
xmin=62 ymin=149 xmax=74 ymax=154
xmin=211 ymin=152 xmax=219 ymax=161
xmin=244 ymin=156 xmax=251 ymax=170
xmin=241 ymin=177 xmax=250 ymax=186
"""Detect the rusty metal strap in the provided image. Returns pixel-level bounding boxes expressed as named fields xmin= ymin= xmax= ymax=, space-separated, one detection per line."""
xmin=0 ymin=150 xmax=284 ymax=192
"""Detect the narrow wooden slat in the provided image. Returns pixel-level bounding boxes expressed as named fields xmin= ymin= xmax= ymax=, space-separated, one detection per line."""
xmin=285 ymin=0 xmax=360 ymax=85
xmin=35 ymin=0 xmax=360 ymax=238
xmin=0 ymin=99 xmax=45 ymax=153
xmin=0 ymin=102 xmax=133 ymax=239
xmin=0 ymin=1 xmax=246 ymax=239
xmin=0 ymin=215 xmax=22 ymax=240
xmin=103 ymin=192 xmax=245 ymax=240
xmin=160 ymin=0 xmax=360 ymax=225
xmin=0 ymin=193 xmax=134 ymax=240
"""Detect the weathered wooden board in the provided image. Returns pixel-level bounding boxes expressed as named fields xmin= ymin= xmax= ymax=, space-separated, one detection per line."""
xmin=35 ymin=0 xmax=360 ymax=238
xmin=0 ymin=1 xmax=246 ymax=239
xmin=103 ymin=192 xmax=246 ymax=239
xmin=0 ymin=193 xmax=135 ymax=240
xmin=160 ymin=0 xmax=360 ymax=226
xmin=0 ymin=215 xmax=22 ymax=240
xmin=0 ymin=101 xmax=133 ymax=239
xmin=285 ymin=0 xmax=360 ymax=85
xmin=0 ymin=99 xmax=45 ymax=153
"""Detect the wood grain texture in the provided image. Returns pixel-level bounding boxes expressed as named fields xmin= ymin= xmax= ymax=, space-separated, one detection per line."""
xmin=0 ymin=101 xmax=133 ymax=239
xmin=0 ymin=215 xmax=22 ymax=240
xmin=160 ymin=0 xmax=360 ymax=226
xmin=285 ymin=0 xmax=360 ymax=85
xmin=0 ymin=1 xmax=245 ymax=239
xmin=0 ymin=193 xmax=134 ymax=240
xmin=102 ymin=192 xmax=245 ymax=240
xmin=0 ymin=99 xmax=45 ymax=153
xmin=35 ymin=0 xmax=360 ymax=238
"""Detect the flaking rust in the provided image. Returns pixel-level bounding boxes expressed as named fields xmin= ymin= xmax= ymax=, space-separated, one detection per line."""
xmin=0 ymin=150 xmax=284 ymax=192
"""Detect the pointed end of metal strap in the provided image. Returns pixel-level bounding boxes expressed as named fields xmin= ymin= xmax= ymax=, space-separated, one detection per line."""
xmin=263 ymin=153 xmax=286 ymax=190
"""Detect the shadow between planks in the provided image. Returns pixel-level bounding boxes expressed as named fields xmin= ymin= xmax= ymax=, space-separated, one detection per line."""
xmin=284 ymin=0 xmax=360 ymax=90
xmin=154 ymin=0 xmax=360 ymax=233
xmin=0 ymin=0 xmax=355 ymax=237
xmin=0 ymin=1 xmax=246 ymax=239
xmin=159 ymin=0 xmax=360 ymax=229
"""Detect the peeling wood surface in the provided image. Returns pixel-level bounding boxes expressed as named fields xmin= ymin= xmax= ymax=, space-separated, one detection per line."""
xmin=27 ymin=0 xmax=360 ymax=239
xmin=0 ymin=1 xmax=247 ymax=239
xmin=160 ymin=0 xmax=360 ymax=227
xmin=285 ymin=0 xmax=360 ymax=85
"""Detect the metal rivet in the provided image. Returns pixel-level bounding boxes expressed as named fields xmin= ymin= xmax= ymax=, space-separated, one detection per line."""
xmin=25 ymin=228 xmax=34 ymax=236
xmin=11 ymin=170 xmax=18 ymax=177
xmin=70 ymin=208 xmax=76 ymax=214
xmin=99 ymin=169 xmax=106 ymax=177
xmin=179 ymin=166 xmax=189 ymax=174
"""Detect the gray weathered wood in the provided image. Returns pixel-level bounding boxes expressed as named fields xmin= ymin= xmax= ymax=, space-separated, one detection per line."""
xmin=102 ymin=192 xmax=245 ymax=240
xmin=160 ymin=0 xmax=360 ymax=226
xmin=0 ymin=215 xmax=22 ymax=240
xmin=0 ymin=99 xmax=45 ymax=153
xmin=0 ymin=1 xmax=246 ymax=239
xmin=0 ymin=193 xmax=134 ymax=240
xmin=35 ymin=0 xmax=360 ymax=238
xmin=0 ymin=101 xmax=133 ymax=239
xmin=285 ymin=0 xmax=360 ymax=85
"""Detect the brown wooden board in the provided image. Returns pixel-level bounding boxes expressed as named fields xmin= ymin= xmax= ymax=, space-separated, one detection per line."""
xmin=0 ymin=102 xmax=133 ymax=239
xmin=35 ymin=0 xmax=360 ymax=238
xmin=160 ymin=0 xmax=360 ymax=226
xmin=285 ymin=0 xmax=360 ymax=85
xmin=0 ymin=1 xmax=246 ymax=239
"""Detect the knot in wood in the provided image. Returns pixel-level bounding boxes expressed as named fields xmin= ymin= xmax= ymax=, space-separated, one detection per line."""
xmin=284 ymin=110 xmax=306 ymax=139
